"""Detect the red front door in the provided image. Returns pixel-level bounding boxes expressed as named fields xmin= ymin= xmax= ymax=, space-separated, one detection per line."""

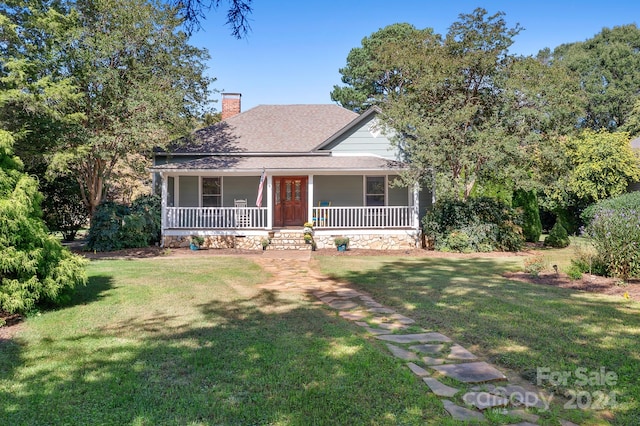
xmin=273 ymin=176 xmax=307 ymax=227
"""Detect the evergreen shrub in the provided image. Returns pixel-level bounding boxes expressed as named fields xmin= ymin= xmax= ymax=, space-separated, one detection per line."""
xmin=0 ymin=130 xmax=87 ymax=313
xmin=512 ymin=189 xmax=542 ymax=243
xmin=87 ymin=194 xmax=161 ymax=252
xmin=543 ymin=222 xmax=570 ymax=248
xmin=422 ymin=197 xmax=524 ymax=252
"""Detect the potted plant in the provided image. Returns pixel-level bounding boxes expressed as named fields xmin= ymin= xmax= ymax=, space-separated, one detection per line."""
xmin=261 ymin=237 xmax=270 ymax=250
xmin=190 ymin=235 xmax=205 ymax=250
xmin=334 ymin=236 xmax=349 ymax=252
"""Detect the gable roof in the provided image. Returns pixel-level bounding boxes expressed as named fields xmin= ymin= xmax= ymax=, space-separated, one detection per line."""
xmin=162 ymin=104 xmax=359 ymax=155
xmin=314 ymin=106 xmax=383 ymax=152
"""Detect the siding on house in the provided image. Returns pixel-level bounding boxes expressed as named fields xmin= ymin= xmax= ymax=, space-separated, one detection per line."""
xmin=222 ymin=176 xmax=262 ymax=206
xmin=418 ymin=185 xmax=433 ymax=219
xmin=178 ymin=176 xmax=199 ymax=207
xmin=322 ymin=115 xmax=398 ymax=160
xmin=313 ymin=175 xmax=363 ymax=206
xmin=388 ymin=176 xmax=409 ymax=206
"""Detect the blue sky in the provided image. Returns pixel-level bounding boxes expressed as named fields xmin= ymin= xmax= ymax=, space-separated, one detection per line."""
xmin=189 ymin=1 xmax=639 ymax=111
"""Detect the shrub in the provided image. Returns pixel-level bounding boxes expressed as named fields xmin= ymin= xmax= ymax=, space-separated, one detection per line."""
xmin=565 ymin=264 xmax=583 ymax=280
xmin=423 ymin=197 xmax=524 ymax=252
xmin=41 ymin=175 xmax=88 ymax=241
xmin=544 ymin=222 xmax=570 ymax=248
xmin=570 ymin=245 xmax=608 ymax=277
xmin=443 ymin=230 xmax=471 ymax=252
xmin=334 ymin=236 xmax=349 ymax=247
xmin=0 ymin=130 xmax=87 ymax=314
xmin=191 ymin=235 xmax=205 ymax=247
xmin=512 ymin=189 xmax=542 ymax=243
xmin=523 ymin=255 xmax=546 ymax=276
xmin=582 ymin=193 xmax=640 ymax=279
xmin=86 ymin=194 xmax=161 ymax=252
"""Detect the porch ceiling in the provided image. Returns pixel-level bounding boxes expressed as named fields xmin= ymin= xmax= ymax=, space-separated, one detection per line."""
xmin=150 ymin=155 xmax=406 ymax=173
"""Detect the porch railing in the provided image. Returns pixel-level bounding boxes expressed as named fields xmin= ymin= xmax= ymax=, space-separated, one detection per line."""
xmin=312 ymin=206 xmax=417 ymax=229
xmin=165 ymin=207 xmax=267 ymax=229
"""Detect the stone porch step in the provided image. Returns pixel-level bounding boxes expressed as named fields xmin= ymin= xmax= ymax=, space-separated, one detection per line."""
xmin=267 ymin=231 xmax=313 ymax=250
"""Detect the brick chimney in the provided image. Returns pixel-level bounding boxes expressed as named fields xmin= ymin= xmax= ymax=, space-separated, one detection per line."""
xmin=221 ymin=93 xmax=242 ymax=120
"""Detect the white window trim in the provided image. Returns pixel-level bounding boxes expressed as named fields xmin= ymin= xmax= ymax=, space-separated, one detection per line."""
xmin=363 ymin=175 xmax=387 ymax=206
xmin=200 ymin=176 xmax=223 ymax=207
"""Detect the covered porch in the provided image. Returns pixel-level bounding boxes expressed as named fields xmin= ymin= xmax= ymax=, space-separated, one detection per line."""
xmin=160 ymin=173 xmax=424 ymax=231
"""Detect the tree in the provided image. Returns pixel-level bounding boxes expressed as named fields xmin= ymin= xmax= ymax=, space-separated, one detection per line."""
xmin=2 ymin=0 xmax=213 ymax=219
xmin=41 ymin=174 xmax=87 ymax=241
xmin=330 ymin=23 xmax=438 ymax=112
xmin=172 ymin=0 xmax=253 ymax=37
xmin=512 ymin=189 xmax=542 ymax=243
xmin=0 ymin=129 xmax=87 ymax=314
xmin=549 ymin=24 xmax=640 ymax=131
xmin=353 ymin=9 xmax=577 ymax=199
xmin=566 ymin=129 xmax=640 ymax=203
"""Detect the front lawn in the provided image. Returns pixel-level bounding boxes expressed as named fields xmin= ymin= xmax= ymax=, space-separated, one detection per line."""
xmin=318 ymin=253 xmax=639 ymax=426
xmin=0 ymin=257 xmax=442 ymax=425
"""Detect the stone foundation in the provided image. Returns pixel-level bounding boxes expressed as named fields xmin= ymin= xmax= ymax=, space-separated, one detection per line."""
xmin=163 ymin=235 xmax=264 ymax=250
xmin=313 ymin=233 xmax=419 ymax=250
xmin=163 ymin=232 xmax=420 ymax=251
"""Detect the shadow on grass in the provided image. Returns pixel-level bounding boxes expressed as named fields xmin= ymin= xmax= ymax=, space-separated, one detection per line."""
xmin=67 ymin=274 xmax=114 ymax=306
xmin=325 ymin=256 xmax=639 ymax=425
xmin=0 ymin=288 xmax=441 ymax=425
xmin=0 ymin=274 xmax=115 ymax=387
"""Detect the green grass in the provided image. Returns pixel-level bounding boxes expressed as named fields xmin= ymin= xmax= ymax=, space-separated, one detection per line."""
xmin=0 ymin=257 xmax=445 ymax=425
xmin=536 ymin=236 xmax=595 ymax=273
xmin=318 ymin=254 xmax=640 ymax=426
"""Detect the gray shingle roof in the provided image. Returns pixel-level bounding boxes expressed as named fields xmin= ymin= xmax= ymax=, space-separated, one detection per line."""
xmin=164 ymin=104 xmax=359 ymax=154
xmin=151 ymin=155 xmax=405 ymax=172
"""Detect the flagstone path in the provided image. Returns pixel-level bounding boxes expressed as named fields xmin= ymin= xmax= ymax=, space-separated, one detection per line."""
xmin=254 ymin=252 xmax=579 ymax=425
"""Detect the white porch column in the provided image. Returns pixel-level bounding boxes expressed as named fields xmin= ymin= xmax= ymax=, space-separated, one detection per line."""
xmin=412 ymin=183 xmax=420 ymax=229
xmin=160 ymin=172 xmax=167 ymax=247
xmin=266 ymin=174 xmax=273 ymax=229
xmin=308 ymin=174 xmax=314 ymax=223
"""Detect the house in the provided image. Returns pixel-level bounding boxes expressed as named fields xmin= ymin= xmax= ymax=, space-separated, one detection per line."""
xmin=151 ymin=93 xmax=432 ymax=250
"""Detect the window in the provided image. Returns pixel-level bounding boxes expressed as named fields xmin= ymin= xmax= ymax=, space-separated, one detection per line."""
xmin=202 ymin=177 xmax=221 ymax=207
xmin=365 ymin=176 xmax=385 ymax=206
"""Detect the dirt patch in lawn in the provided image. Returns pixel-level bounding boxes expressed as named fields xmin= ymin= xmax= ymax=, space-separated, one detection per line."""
xmin=504 ymin=271 xmax=640 ymax=302
xmin=0 ymin=312 xmax=24 ymax=341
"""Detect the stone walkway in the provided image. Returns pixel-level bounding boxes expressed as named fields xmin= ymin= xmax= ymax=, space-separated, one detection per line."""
xmin=255 ymin=253 xmax=578 ymax=425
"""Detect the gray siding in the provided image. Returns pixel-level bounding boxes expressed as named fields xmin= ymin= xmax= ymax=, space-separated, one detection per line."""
xmin=328 ymin=116 xmax=399 ymax=160
xmin=179 ymin=176 xmax=199 ymax=207
xmin=223 ymin=176 xmax=264 ymax=207
xmin=314 ymin=175 xmax=363 ymax=207
xmin=388 ymin=175 xmax=408 ymax=206
xmin=418 ymin=186 xmax=433 ymax=220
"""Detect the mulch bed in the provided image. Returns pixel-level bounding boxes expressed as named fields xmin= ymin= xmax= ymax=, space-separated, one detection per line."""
xmin=504 ymin=271 xmax=640 ymax=301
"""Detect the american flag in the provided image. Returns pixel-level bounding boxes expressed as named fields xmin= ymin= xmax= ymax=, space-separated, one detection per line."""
xmin=256 ymin=169 xmax=266 ymax=207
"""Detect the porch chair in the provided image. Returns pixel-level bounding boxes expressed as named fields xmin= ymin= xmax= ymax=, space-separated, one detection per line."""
xmin=314 ymin=200 xmax=331 ymax=226
xmin=234 ymin=198 xmax=251 ymax=227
